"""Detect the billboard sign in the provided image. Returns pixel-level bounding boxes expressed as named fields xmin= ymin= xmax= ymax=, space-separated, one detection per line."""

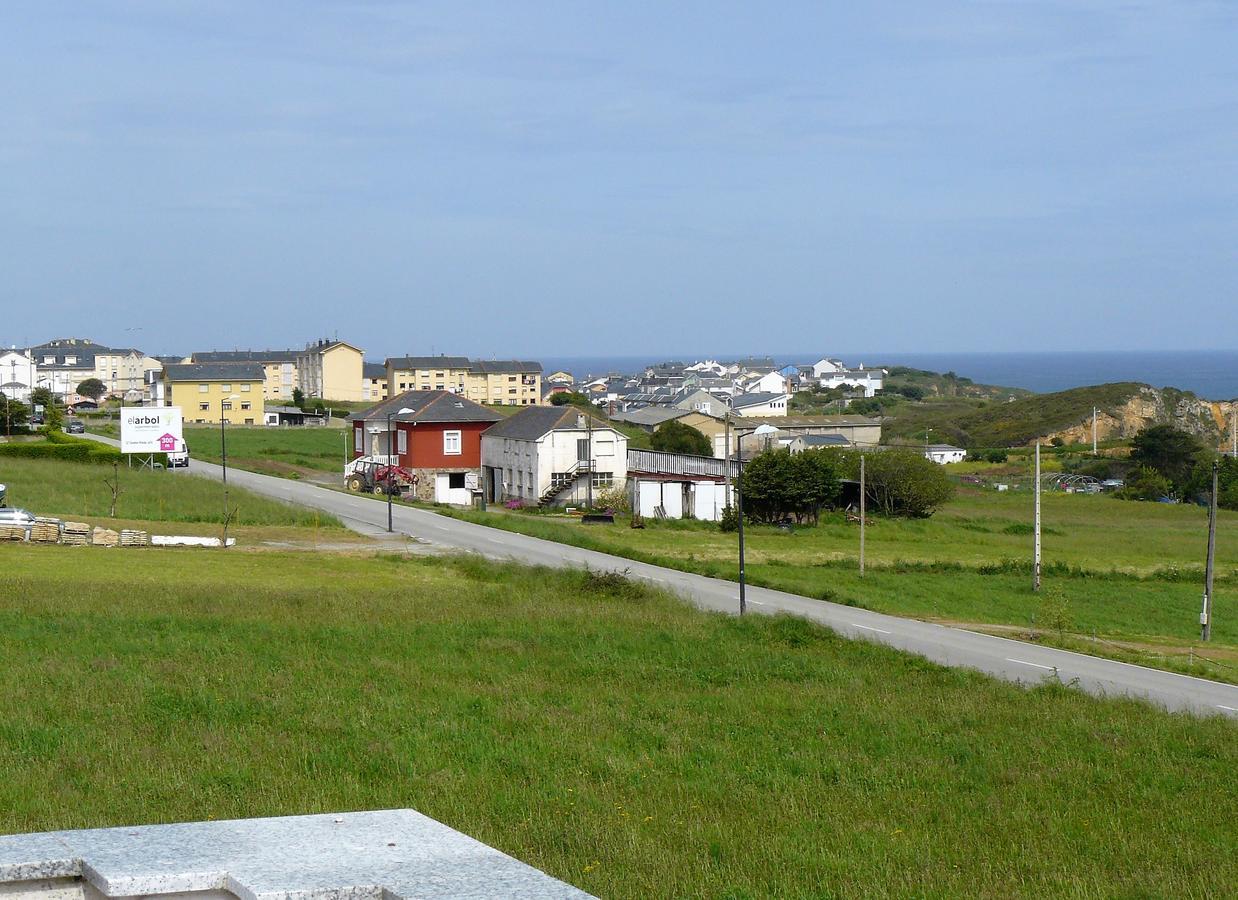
xmin=121 ymin=407 xmax=183 ymax=454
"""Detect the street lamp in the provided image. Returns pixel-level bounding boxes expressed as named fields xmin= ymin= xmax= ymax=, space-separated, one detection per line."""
xmin=220 ymin=394 xmax=241 ymax=484
xmin=735 ymin=423 xmax=778 ymax=615
xmin=386 ymin=406 xmax=414 ymax=533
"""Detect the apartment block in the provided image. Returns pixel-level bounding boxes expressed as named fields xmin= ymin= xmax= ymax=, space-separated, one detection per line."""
xmin=163 ymin=363 xmax=266 ymax=424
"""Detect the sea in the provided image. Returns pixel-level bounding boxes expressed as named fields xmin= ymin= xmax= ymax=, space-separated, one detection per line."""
xmin=541 ymin=350 xmax=1238 ymax=399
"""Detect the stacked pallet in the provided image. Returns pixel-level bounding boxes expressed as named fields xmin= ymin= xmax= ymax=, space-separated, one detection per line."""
xmin=92 ymin=527 xmax=120 ymax=548
xmin=30 ymin=517 xmax=63 ymax=543
xmin=62 ymin=522 xmax=91 ymax=546
xmin=119 ymin=529 xmax=150 ymax=548
xmin=0 ymin=524 xmax=27 ymax=542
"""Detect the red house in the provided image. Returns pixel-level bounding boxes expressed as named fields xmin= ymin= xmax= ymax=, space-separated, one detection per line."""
xmin=351 ymin=391 xmax=502 ymax=505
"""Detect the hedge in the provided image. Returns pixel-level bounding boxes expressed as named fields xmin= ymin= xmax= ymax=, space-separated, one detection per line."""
xmin=0 ymin=434 xmax=122 ymax=464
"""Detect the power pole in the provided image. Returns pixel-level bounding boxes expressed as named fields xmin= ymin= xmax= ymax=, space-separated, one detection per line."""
xmin=1092 ymin=406 xmax=1098 ymax=456
xmin=724 ymin=413 xmax=732 ymax=508
xmin=1033 ymin=442 xmax=1042 ymax=592
xmin=859 ymin=453 xmax=866 ymax=578
xmin=1201 ymin=461 xmax=1218 ymax=641
xmin=586 ymin=411 xmax=593 ymax=510
xmin=1232 ymin=408 xmax=1236 ymax=457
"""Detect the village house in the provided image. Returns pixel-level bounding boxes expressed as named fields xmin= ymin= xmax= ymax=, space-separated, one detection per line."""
xmin=626 ymin=447 xmax=737 ymax=522
xmin=730 ymin=392 xmax=791 ymax=417
xmin=350 ymin=391 xmax=502 ymax=505
xmin=0 ymin=350 xmax=37 ymax=403
xmin=481 ymin=406 xmax=627 ymax=508
xmin=924 ymin=444 xmax=967 ymax=464
xmin=717 ymin=414 xmax=881 ymax=457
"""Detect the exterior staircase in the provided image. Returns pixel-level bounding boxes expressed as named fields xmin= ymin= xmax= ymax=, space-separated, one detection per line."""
xmin=539 ymin=460 xmax=592 ymax=507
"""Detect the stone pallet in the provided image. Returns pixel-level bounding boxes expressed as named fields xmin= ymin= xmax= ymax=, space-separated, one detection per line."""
xmin=62 ymin=522 xmax=91 ymax=546
xmin=119 ymin=529 xmax=150 ymax=547
xmin=0 ymin=525 xmax=27 ymax=542
xmin=92 ymin=527 xmax=120 ymax=547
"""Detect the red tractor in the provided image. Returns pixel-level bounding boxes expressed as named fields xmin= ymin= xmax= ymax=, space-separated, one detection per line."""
xmin=345 ymin=460 xmax=417 ymax=496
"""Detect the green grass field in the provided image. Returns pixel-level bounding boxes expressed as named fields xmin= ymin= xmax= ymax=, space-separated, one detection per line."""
xmin=183 ymin=425 xmax=351 ymax=475
xmin=0 ymin=456 xmax=341 ymax=529
xmin=438 ymin=488 xmax=1238 ymax=680
xmin=0 ymin=544 xmax=1233 ymax=898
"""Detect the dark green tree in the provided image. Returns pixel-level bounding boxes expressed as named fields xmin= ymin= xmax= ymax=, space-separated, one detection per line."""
xmin=551 ymin=391 xmax=595 ymax=410
xmin=0 ymin=393 xmax=30 ymax=434
xmin=291 ymin=387 xmax=306 ymax=408
xmin=29 ymin=387 xmax=56 ymax=410
xmin=834 ymin=448 xmax=955 ymax=518
xmin=1117 ymin=466 xmax=1173 ymax=502
xmin=741 ymin=449 xmax=841 ymax=524
xmin=1129 ymin=425 xmax=1205 ymax=492
xmin=76 ymin=377 xmax=107 ymax=400
xmin=651 ymin=420 xmax=712 ymax=456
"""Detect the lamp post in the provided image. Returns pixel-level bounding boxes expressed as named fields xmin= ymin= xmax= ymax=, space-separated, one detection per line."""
xmin=219 ymin=395 xmax=241 ymax=485
xmin=386 ymin=406 xmax=414 ymax=533
xmin=735 ymin=423 xmax=778 ymax=616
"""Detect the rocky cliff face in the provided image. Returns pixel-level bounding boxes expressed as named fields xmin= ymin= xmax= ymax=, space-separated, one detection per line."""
xmin=1044 ymin=386 xmax=1238 ymax=450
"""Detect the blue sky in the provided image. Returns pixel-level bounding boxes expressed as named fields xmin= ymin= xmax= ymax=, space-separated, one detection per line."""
xmin=2 ymin=1 xmax=1235 ymax=359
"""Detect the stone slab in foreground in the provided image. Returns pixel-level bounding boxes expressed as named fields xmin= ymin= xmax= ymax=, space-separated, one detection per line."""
xmin=0 ymin=809 xmax=592 ymax=899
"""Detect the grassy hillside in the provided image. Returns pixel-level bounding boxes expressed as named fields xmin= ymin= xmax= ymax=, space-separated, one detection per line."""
xmin=883 ymin=382 xmax=1146 ymax=447
xmin=1 ymin=546 xmax=1234 ymax=897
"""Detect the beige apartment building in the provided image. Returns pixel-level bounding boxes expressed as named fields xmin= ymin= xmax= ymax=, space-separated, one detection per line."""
xmin=384 ymin=356 xmax=543 ymax=407
xmin=296 ymin=340 xmax=364 ymax=403
xmin=190 ymin=350 xmax=300 ymax=401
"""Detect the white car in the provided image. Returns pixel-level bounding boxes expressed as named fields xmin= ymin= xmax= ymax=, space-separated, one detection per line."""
xmin=0 ymin=507 xmax=35 ymax=526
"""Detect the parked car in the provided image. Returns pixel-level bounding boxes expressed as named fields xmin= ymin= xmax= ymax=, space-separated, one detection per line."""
xmin=166 ymin=439 xmax=190 ymax=469
xmin=66 ymin=420 xmax=85 ymax=434
xmin=0 ymin=481 xmax=6 ymax=507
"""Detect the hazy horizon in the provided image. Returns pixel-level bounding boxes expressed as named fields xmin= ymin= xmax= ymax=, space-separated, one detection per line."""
xmin=3 ymin=2 xmax=1236 ymax=357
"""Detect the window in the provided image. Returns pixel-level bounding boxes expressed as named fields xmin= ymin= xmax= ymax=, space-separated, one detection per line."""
xmin=551 ymin=472 xmax=572 ymax=488
xmin=508 ymin=387 xmax=517 ymax=394
xmin=199 ymin=402 xmax=209 ymax=411
xmin=397 ymin=429 xmax=407 ymax=454
xmin=354 ymin=428 xmax=364 ymax=452
xmin=240 ymin=402 xmax=251 ymax=411
xmin=199 ymin=383 xmax=209 ymax=393
xmin=244 ymin=418 xmax=254 ymax=425
xmin=448 ymin=472 xmax=465 ymax=489
xmin=221 ymin=401 xmax=232 ymax=411
xmin=241 ymin=383 xmax=251 ymax=392
xmin=65 ymin=356 xmax=76 ymax=365
xmin=443 ymin=430 xmax=462 ymax=455
xmin=43 ymin=356 xmax=54 ymax=364
xmin=508 ymin=375 xmax=516 ymax=382
xmin=220 ymin=383 xmax=231 ymax=392
xmin=436 ymin=383 xmax=444 ymax=390
xmin=591 ymin=472 xmax=614 ymax=488
xmin=399 ymin=382 xmax=406 ymax=390
xmin=595 ymin=439 xmax=614 ymax=457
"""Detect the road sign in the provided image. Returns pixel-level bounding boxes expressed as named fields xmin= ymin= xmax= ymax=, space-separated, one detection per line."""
xmin=121 ymin=407 xmax=183 ymax=454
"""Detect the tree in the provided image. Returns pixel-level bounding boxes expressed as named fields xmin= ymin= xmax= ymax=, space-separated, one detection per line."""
xmin=651 ymin=420 xmax=711 ymax=456
xmin=291 ymin=387 xmax=306 ymax=408
xmin=29 ymin=387 xmax=56 ymax=410
xmin=76 ymin=378 xmax=107 ymax=401
xmin=1129 ymin=425 xmax=1204 ymax=492
xmin=0 ymin=393 xmax=30 ymax=434
xmin=741 ymin=449 xmax=841 ymax=524
xmin=836 ymin=448 xmax=954 ymax=518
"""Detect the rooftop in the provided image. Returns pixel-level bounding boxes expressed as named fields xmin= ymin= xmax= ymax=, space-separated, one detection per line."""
xmin=163 ymin=363 xmax=266 ymax=382
xmin=353 ymin=390 xmax=503 ymax=424
xmin=483 ymin=405 xmax=612 ymax=441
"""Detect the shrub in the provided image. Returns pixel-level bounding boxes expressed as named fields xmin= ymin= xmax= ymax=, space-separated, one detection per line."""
xmin=595 ymin=485 xmax=630 ymax=513
xmin=651 ymin=420 xmax=712 ymax=456
xmin=741 ymin=449 xmax=841 ymax=524
xmin=1117 ymin=466 xmax=1172 ymax=501
xmin=718 ymin=505 xmax=739 ymax=532
xmin=834 ymin=448 xmax=954 ymax=518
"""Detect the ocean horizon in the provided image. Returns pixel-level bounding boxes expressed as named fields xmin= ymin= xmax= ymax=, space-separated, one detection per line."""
xmin=541 ymin=350 xmax=1238 ymax=400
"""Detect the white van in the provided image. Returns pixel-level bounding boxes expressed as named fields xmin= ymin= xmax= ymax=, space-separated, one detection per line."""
xmin=166 ymin=439 xmax=190 ymax=469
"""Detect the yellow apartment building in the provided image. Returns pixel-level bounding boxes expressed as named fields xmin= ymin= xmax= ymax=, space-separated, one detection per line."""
xmin=362 ymin=362 xmax=388 ymax=403
xmin=163 ymin=363 xmax=266 ymax=424
xmin=384 ymin=356 xmax=543 ymax=406
xmin=463 ymin=360 xmax=542 ymax=406
xmin=296 ymin=340 xmax=365 ymax=402
xmin=189 ymin=350 xmax=300 ymax=401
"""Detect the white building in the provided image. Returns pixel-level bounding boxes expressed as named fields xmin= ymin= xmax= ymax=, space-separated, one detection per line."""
xmin=481 ymin=406 xmax=627 ymax=507
xmin=925 ymin=444 xmax=967 ymax=464
xmin=0 ymin=350 xmax=37 ymax=403
xmin=737 ymin=371 xmax=790 ymax=395
xmin=819 ymin=367 xmax=885 ymax=398
xmin=730 ymin=392 xmax=791 ymax=417
xmin=626 ymin=448 xmax=736 ymax=521
xmin=811 ymin=358 xmax=847 ymax=378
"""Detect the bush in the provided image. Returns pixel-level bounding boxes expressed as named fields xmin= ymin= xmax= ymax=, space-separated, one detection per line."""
xmin=718 ymin=505 xmax=739 ymax=533
xmin=0 ymin=435 xmax=121 ymax=464
xmin=651 ymin=420 xmax=712 ymax=456
xmin=1117 ymin=466 xmax=1172 ymax=501
xmin=595 ymin=484 xmax=630 ymax=513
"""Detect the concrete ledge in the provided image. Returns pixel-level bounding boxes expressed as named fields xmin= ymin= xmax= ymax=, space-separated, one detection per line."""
xmin=0 ymin=810 xmax=591 ymax=899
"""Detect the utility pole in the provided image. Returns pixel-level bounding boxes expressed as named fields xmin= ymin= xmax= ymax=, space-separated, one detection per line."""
xmin=586 ymin=411 xmax=593 ymax=510
xmin=1033 ymin=442 xmax=1042 ymax=592
xmin=736 ymin=431 xmax=747 ymax=616
xmin=859 ymin=453 xmax=866 ymax=577
xmin=723 ymin=413 xmax=732 ymax=508
xmin=1092 ymin=406 xmax=1098 ymax=456
xmin=1201 ymin=460 xmax=1218 ymax=641
xmin=1232 ymin=408 xmax=1236 ymax=458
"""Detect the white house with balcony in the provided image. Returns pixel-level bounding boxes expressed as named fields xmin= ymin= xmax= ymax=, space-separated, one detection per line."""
xmin=481 ymin=406 xmax=627 ymax=507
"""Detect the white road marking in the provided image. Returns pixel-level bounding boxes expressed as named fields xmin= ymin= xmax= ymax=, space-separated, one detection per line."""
xmin=1218 ymin=705 xmax=1237 ymax=712
xmin=748 ymin=600 xmax=765 ymax=606
xmin=1007 ymin=658 xmax=1055 ymax=671
xmin=851 ymin=623 xmax=891 ymax=635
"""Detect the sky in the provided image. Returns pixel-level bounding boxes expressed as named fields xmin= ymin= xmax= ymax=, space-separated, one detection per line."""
xmin=2 ymin=1 xmax=1236 ymax=360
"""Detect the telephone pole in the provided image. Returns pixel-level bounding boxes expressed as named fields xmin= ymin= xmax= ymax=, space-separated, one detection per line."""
xmin=1092 ymin=406 xmax=1098 ymax=456
xmin=859 ymin=453 xmax=866 ymax=577
xmin=1201 ymin=461 xmax=1218 ymax=641
xmin=723 ymin=413 xmax=732 ymax=508
xmin=1033 ymin=442 xmax=1042 ymax=592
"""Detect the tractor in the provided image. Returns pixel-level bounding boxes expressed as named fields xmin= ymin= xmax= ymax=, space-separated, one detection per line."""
xmin=344 ymin=459 xmax=417 ymax=496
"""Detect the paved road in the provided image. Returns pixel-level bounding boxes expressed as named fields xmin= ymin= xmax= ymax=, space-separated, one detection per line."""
xmin=95 ymin=435 xmax=1238 ymax=718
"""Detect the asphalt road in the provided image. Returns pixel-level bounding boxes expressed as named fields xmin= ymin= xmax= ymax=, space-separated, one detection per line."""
xmin=93 ymin=435 xmax=1238 ymax=718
